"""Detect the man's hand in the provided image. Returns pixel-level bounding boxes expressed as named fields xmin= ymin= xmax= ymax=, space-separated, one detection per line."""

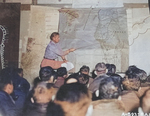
xmin=69 ymin=48 xmax=76 ymax=52
xmin=63 ymin=59 xmax=67 ymax=63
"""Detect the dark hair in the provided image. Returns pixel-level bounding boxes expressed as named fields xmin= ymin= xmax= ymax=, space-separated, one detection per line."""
xmin=15 ymin=68 xmax=23 ymax=74
xmin=106 ymin=63 xmax=116 ymax=75
xmin=50 ymin=32 xmax=59 ymax=40
xmin=91 ymin=69 xmax=97 ymax=79
xmin=111 ymin=74 xmax=122 ymax=87
xmin=46 ymin=101 xmax=64 ymax=116
xmin=79 ymin=65 xmax=90 ymax=73
xmin=0 ymin=68 xmax=13 ymax=91
xmin=98 ymin=77 xmax=121 ymax=99
xmin=33 ymin=77 xmax=42 ymax=87
xmin=64 ymin=73 xmax=79 ymax=84
xmin=95 ymin=62 xmax=106 ymax=72
xmin=32 ymin=82 xmax=55 ymax=102
xmin=39 ymin=66 xmax=53 ymax=81
xmin=78 ymin=73 xmax=90 ymax=86
xmin=125 ymin=65 xmax=147 ymax=82
xmin=56 ymin=83 xmax=89 ymax=103
xmin=57 ymin=67 xmax=67 ymax=77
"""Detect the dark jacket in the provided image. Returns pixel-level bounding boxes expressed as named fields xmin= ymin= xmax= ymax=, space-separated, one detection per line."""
xmin=0 ymin=91 xmax=19 ymax=116
xmin=12 ymin=74 xmax=30 ymax=110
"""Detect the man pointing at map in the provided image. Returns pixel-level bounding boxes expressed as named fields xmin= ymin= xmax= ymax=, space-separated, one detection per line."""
xmin=41 ymin=32 xmax=75 ymax=71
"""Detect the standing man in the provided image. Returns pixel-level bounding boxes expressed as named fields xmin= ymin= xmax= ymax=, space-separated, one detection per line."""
xmin=41 ymin=32 xmax=75 ymax=71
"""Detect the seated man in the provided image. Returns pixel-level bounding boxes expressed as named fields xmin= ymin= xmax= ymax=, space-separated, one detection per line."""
xmin=78 ymin=65 xmax=93 ymax=86
xmin=0 ymin=68 xmax=19 ymax=116
xmin=64 ymin=73 xmax=79 ymax=84
xmin=78 ymin=73 xmax=90 ymax=87
xmin=12 ymin=68 xmax=30 ymax=110
xmin=121 ymin=72 xmax=141 ymax=112
xmin=91 ymin=76 xmax=124 ymax=116
xmin=105 ymin=63 xmax=116 ymax=76
xmin=78 ymin=65 xmax=90 ymax=75
xmin=41 ymin=32 xmax=75 ymax=71
xmin=89 ymin=62 xmax=109 ymax=93
xmin=92 ymin=76 xmax=122 ymax=100
xmin=125 ymin=65 xmax=147 ymax=83
xmin=54 ymin=67 xmax=68 ymax=88
xmin=23 ymin=82 xmax=57 ymax=116
xmin=39 ymin=66 xmax=56 ymax=83
xmin=15 ymin=68 xmax=23 ymax=77
xmin=47 ymin=83 xmax=92 ymax=116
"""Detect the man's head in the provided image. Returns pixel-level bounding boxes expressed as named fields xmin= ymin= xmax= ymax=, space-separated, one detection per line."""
xmin=0 ymin=68 xmax=14 ymax=94
xmin=95 ymin=77 xmax=122 ymax=99
xmin=57 ymin=67 xmax=67 ymax=78
xmin=32 ymin=82 xmax=57 ymax=104
xmin=39 ymin=66 xmax=54 ymax=83
xmin=78 ymin=73 xmax=90 ymax=86
xmin=125 ymin=65 xmax=147 ymax=83
xmin=15 ymin=68 xmax=23 ymax=77
xmin=54 ymin=83 xmax=92 ymax=116
xmin=106 ymin=63 xmax=116 ymax=76
xmin=64 ymin=73 xmax=79 ymax=84
xmin=122 ymin=77 xmax=140 ymax=91
xmin=95 ymin=62 xmax=106 ymax=76
xmin=79 ymin=65 xmax=90 ymax=75
xmin=50 ymin=32 xmax=60 ymax=43
xmin=122 ymin=65 xmax=144 ymax=91
xmin=140 ymin=88 xmax=150 ymax=113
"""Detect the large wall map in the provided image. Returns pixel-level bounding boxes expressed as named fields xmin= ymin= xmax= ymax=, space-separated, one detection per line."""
xmin=59 ymin=8 xmax=129 ymax=72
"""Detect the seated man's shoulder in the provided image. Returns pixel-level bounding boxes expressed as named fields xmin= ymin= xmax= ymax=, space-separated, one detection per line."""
xmin=92 ymin=99 xmax=125 ymax=116
xmin=121 ymin=90 xmax=140 ymax=112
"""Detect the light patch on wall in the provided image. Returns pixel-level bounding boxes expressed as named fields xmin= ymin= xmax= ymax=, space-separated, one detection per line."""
xmin=37 ymin=0 xmax=73 ymax=4
xmin=72 ymin=0 xmax=123 ymax=8
xmin=123 ymin=0 xmax=148 ymax=3
xmin=6 ymin=0 xmax=32 ymax=4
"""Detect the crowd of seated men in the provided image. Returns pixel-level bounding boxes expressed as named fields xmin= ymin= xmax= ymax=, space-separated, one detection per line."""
xmin=0 ymin=62 xmax=150 ymax=116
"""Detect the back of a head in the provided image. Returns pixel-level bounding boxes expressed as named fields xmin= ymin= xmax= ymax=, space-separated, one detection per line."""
xmin=125 ymin=65 xmax=147 ymax=82
xmin=64 ymin=73 xmax=79 ymax=84
xmin=0 ymin=68 xmax=13 ymax=91
xmin=95 ymin=62 xmax=106 ymax=76
xmin=39 ymin=66 xmax=53 ymax=82
xmin=46 ymin=101 xmax=64 ymax=116
xmin=78 ymin=73 xmax=90 ymax=86
xmin=15 ymin=68 xmax=23 ymax=74
xmin=15 ymin=68 xmax=23 ymax=77
xmin=55 ymin=83 xmax=91 ymax=116
xmin=79 ymin=65 xmax=90 ymax=75
xmin=106 ymin=63 xmax=116 ymax=75
xmin=56 ymin=83 xmax=90 ymax=102
xmin=57 ymin=67 xmax=67 ymax=77
xmin=111 ymin=74 xmax=122 ymax=87
xmin=98 ymin=77 xmax=121 ymax=99
xmin=33 ymin=82 xmax=56 ymax=104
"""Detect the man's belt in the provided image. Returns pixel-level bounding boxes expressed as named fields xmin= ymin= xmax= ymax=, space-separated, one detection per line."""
xmin=44 ymin=57 xmax=55 ymax=60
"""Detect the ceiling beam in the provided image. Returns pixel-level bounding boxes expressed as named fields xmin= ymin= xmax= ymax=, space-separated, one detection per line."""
xmin=124 ymin=3 xmax=148 ymax=8
xmin=21 ymin=4 xmax=30 ymax=11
